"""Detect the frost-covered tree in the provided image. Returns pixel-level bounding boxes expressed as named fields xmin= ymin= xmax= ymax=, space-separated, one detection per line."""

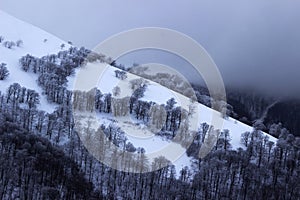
xmin=16 ymin=39 xmax=23 ymax=47
xmin=19 ymin=54 xmax=35 ymax=72
xmin=130 ymin=78 xmax=148 ymax=91
xmin=132 ymin=100 xmax=151 ymax=121
xmin=114 ymin=70 xmax=127 ymax=80
xmin=0 ymin=36 xmax=4 ymax=43
xmin=125 ymin=142 xmax=136 ymax=152
xmin=0 ymin=119 xmax=93 ymax=199
xmin=216 ymin=129 xmax=231 ymax=151
xmin=269 ymin=122 xmax=283 ymax=137
xmin=0 ymin=63 xmax=9 ymax=80
xmin=148 ymin=104 xmax=167 ymax=132
xmin=165 ymin=98 xmax=176 ymax=130
xmin=103 ymin=93 xmax=112 ymax=113
xmin=183 ymin=88 xmax=194 ymax=99
xmin=132 ymin=85 xmax=147 ymax=99
xmin=253 ymin=119 xmax=266 ymax=131
xmin=241 ymin=131 xmax=251 ymax=147
xmin=112 ymin=86 xmax=121 ymax=97
xmin=111 ymin=97 xmax=130 ymax=117
xmin=3 ymin=41 xmax=15 ymax=49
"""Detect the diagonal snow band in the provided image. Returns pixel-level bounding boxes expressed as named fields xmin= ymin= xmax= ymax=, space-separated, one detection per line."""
xmin=73 ymin=27 xmax=226 ymax=173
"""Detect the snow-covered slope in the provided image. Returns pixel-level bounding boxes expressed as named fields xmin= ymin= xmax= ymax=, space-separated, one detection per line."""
xmin=1 ymin=10 xmax=277 ymax=175
xmin=69 ymin=62 xmax=277 ymax=175
xmin=70 ymin=63 xmax=277 ymax=145
xmin=0 ymin=10 xmax=70 ymax=112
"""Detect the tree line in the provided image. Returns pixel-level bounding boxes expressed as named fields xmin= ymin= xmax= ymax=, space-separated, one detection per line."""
xmin=1 ymin=46 xmax=296 ymax=199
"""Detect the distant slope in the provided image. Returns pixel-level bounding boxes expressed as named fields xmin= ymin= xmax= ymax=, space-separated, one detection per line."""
xmin=227 ymin=88 xmax=300 ymax=136
xmin=265 ymin=100 xmax=300 ymax=136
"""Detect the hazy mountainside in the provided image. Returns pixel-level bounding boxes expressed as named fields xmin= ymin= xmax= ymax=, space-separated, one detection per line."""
xmin=225 ymin=88 xmax=300 ymax=137
xmin=226 ymin=90 xmax=272 ymax=121
xmin=265 ymin=100 xmax=300 ymax=137
xmin=0 ymin=10 xmax=300 ymax=200
xmin=191 ymin=84 xmax=299 ymax=137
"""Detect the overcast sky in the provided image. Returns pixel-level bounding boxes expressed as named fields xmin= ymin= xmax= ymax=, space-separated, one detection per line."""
xmin=1 ymin=0 xmax=300 ymax=97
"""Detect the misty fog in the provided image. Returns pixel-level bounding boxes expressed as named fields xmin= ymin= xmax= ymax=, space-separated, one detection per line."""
xmin=1 ymin=0 xmax=299 ymax=97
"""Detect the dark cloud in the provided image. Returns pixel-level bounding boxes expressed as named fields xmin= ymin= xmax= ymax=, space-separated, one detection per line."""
xmin=1 ymin=0 xmax=299 ymax=97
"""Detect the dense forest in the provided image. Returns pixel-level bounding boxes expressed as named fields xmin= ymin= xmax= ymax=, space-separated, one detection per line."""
xmin=0 ymin=46 xmax=299 ymax=199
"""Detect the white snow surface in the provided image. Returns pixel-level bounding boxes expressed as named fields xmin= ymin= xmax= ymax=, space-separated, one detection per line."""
xmin=69 ymin=61 xmax=277 ymax=175
xmin=0 ymin=10 xmax=70 ymax=113
xmin=1 ymin=10 xmax=277 ymax=175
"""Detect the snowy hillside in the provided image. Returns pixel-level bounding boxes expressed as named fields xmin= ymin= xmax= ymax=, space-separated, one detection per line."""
xmin=69 ymin=62 xmax=277 ymax=145
xmin=0 ymin=10 xmax=70 ymax=112
xmin=1 ymin=3 xmax=299 ymax=199
xmin=69 ymin=61 xmax=277 ymax=174
xmin=0 ymin=10 xmax=277 ymax=175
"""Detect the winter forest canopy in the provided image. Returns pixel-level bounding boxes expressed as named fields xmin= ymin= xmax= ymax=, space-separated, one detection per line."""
xmin=0 ymin=39 xmax=299 ymax=199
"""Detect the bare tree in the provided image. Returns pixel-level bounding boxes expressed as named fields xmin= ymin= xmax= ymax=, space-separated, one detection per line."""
xmin=112 ymin=86 xmax=121 ymax=97
xmin=130 ymin=78 xmax=148 ymax=91
xmin=0 ymin=63 xmax=9 ymax=80
xmin=3 ymin=41 xmax=15 ymax=49
xmin=16 ymin=39 xmax=23 ymax=47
